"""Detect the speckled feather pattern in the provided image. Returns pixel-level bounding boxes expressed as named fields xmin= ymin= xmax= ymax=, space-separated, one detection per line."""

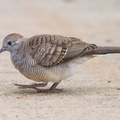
xmin=1 ymin=33 xmax=103 ymax=83
xmin=9 ymin=34 xmax=99 ymax=83
xmin=1 ymin=33 xmax=120 ymax=85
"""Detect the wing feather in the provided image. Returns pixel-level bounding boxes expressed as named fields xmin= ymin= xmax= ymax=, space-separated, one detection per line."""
xmin=25 ymin=35 xmax=99 ymax=67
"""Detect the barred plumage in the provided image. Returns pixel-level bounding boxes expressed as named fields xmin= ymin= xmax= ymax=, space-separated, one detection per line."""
xmin=0 ymin=33 xmax=120 ymax=92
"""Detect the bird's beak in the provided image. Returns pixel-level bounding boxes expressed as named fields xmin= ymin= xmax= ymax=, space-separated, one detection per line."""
xmin=0 ymin=47 xmax=6 ymax=53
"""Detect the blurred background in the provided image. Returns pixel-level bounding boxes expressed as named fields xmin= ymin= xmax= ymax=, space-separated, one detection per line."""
xmin=0 ymin=1 xmax=120 ymax=120
xmin=0 ymin=0 xmax=120 ymax=45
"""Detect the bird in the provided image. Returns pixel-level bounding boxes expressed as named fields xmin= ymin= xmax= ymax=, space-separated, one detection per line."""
xmin=0 ymin=33 xmax=120 ymax=92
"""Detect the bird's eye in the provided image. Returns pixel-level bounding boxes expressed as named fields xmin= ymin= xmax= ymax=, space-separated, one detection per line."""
xmin=7 ymin=41 xmax=13 ymax=46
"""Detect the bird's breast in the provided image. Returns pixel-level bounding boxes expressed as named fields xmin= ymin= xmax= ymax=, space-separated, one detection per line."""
xmin=11 ymin=52 xmax=79 ymax=83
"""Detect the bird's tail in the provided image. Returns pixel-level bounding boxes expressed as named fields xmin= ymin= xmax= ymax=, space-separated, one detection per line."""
xmin=79 ymin=44 xmax=120 ymax=57
xmin=94 ymin=46 xmax=120 ymax=55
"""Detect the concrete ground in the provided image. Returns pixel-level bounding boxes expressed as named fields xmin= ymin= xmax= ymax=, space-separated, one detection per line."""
xmin=0 ymin=0 xmax=120 ymax=120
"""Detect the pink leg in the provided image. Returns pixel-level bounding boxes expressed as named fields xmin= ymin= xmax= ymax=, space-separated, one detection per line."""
xmin=37 ymin=82 xmax=62 ymax=93
xmin=13 ymin=83 xmax=48 ymax=90
xmin=14 ymin=82 xmax=62 ymax=93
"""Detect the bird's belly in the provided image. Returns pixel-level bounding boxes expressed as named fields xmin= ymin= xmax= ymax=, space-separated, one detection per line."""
xmin=19 ymin=65 xmax=61 ymax=83
xmin=19 ymin=62 xmax=78 ymax=83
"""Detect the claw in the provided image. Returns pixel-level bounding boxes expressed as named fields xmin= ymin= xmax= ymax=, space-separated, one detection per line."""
xmin=13 ymin=82 xmax=62 ymax=93
xmin=37 ymin=88 xmax=63 ymax=93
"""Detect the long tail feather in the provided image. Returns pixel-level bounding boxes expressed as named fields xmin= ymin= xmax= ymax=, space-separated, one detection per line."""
xmin=96 ymin=46 xmax=120 ymax=54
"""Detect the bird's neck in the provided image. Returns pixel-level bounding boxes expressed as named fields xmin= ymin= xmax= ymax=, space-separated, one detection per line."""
xmin=10 ymin=41 xmax=26 ymax=70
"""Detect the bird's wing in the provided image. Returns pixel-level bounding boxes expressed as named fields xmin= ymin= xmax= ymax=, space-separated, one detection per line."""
xmin=26 ymin=34 xmax=98 ymax=67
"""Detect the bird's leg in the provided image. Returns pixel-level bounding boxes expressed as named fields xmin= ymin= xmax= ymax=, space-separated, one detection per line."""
xmin=14 ymin=81 xmax=62 ymax=93
xmin=13 ymin=83 xmax=48 ymax=89
xmin=37 ymin=82 xmax=62 ymax=93
xmin=49 ymin=82 xmax=60 ymax=90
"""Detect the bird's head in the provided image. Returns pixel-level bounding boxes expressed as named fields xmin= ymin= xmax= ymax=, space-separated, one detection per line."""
xmin=0 ymin=33 xmax=23 ymax=53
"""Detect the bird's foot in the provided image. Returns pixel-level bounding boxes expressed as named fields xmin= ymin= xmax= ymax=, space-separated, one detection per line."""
xmin=36 ymin=88 xmax=63 ymax=93
xmin=36 ymin=82 xmax=62 ymax=93
xmin=13 ymin=83 xmax=47 ymax=89
xmin=13 ymin=82 xmax=62 ymax=93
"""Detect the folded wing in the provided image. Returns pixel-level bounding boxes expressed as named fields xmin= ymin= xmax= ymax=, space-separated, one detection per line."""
xmin=26 ymin=35 xmax=99 ymax=67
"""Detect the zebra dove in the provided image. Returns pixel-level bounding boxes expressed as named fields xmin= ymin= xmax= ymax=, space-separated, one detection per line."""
xmin=0 ymin=33 xmax=120 ymax=92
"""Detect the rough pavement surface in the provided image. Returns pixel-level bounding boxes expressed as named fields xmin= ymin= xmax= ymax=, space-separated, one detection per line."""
xmin=0 ymin=0 xmax=120 ymax=120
